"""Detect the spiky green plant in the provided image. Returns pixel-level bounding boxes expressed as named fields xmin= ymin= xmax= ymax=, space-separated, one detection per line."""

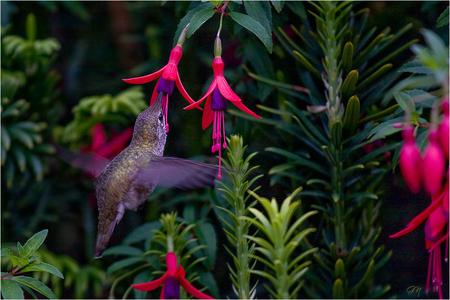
xmin=245 ymin=187 xmax=317 ymax=299
xmin=235 ymin=2 xmax=419 ymax=298
xmin=215 ymin=135 xmax=262 ymax=299
xmin=104 ymin=212 xmax=214 ymax=299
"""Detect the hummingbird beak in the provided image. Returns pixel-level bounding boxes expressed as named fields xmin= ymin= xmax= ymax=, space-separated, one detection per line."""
xmin=150 ymin=92 xmax=163 ymax=113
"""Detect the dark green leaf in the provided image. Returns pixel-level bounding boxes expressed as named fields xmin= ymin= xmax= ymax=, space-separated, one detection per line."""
xmin=436 ymin=7 xmax=449 ymax=28
xmin=107 ymin=257 xmax=142 ymax=274
xmin=21 ymin=262 xmax=64 ymax=279
xmin=102 ymin=245 xmax=143 ymax=257
xmin=173 ymin=3 xmax=212 ymax=45
xmin=186 ymin=7 xmax=215 ymax=38
xmin=244 ymin=1 xmax=272 ymax=34
xmin=270 ymin=0 xmax=285 ymax=13
xmin=11 ymin=276 xmax=55 ymax=299
xmin=229 ymin=12 xmax=273 ymax=53
xmin=1 ymin=280 xmax=24 ymax=299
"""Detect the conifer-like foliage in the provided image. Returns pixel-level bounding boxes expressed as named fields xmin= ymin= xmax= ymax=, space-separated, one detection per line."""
xmin=243 ymin=2 xmax=418 ymax=298
xmin=216 ymin=135 xmax=261 ymax=299
xmin=246 ymin=188 xmax=317 ymax=299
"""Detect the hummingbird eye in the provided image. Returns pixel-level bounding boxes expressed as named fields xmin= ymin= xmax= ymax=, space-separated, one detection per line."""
xmin=158 ymin=113 xmax=164 ymax=123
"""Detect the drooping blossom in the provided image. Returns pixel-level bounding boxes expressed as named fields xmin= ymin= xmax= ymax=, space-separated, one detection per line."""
xmin=399 ymin=125 xmax=422 ymax=193
xmin=122 ymin=25 xmax=196 ymax=133
xmin=422 ymin=129 xmax=445 ymax=195
xmin=132 ymin=252 xmax=213 ymax=299
xmin=184 ymin=37 xmax=261 ymax=179
xmin=390 ymin=183 xmax=449 ymax=299
xmin=438 ymin=98 xmax=449 ymax=157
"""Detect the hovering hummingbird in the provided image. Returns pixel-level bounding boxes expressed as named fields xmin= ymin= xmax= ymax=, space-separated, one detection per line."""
xmin=59 ymin=94 xmax=218 ymax=257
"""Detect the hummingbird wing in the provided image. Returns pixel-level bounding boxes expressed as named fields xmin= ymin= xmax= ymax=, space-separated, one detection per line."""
xmin=55 ymin=145 xmax=110 ymax=177
xmin=134 ymin=156 xmax=219 ymax=189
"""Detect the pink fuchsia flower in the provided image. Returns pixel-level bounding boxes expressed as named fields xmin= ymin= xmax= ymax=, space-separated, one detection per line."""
xmin=123 ymin=26 xmax=196 ymax=133
xmin=438 ymin=97 xmax=449 ymax=157
xmin=390 ymin=184 xmax=449 ymax=299
xmin=422 ymin=129 xmax=445 ymax=195
xmin=83 ymin=124 xmax=133 ymax=160
xmin=399 ymin=126 xmax=422 ymax=193
xmin=184 ymin=37 xmax=261 ymax=179
xmin=132 ymin=252 xmax=213 ymax=299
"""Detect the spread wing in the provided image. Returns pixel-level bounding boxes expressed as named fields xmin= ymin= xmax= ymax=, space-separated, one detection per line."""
xmin=134 ymin=156 xmax=219 ymax=189
xmin=55 ymin=145 xmax=110 ymax=177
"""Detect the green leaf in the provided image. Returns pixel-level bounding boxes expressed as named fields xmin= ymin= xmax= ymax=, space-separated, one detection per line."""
xmin=21 ymin=230 xmax=48 ymax=258
xmin=107 ymin=257 xmax=142 ymax=274
xmin=332 ymin=279 xmax=345 ymax=298
xmin=341 ymin=42 xmax=354 ymax=71
xmin=244 ymin=1 xmax=272 ymax=34
xmin=341 ymin=70 xmax=359 ymax=97
xmin=195 ymin=222 xmax=217 ymax=269
xmin=186 ymin=6 xmax=215 ymax=38
xmin=21 ymin=262 xmax=64 ymax=279
xmin=173 ymin=3 xmax=212 ymax=45
xmin=270 ymin=0 xmax=285 ymax=13
xmin=11 ymin=276 xmax=55 ymax=299
xmin=436 ymin=7 xmax=449 ymax=28
xmin=1 ymin=280 xmax=24 ymax=299
xmin=229 ymin=12 xmax=273 ymax=53
xmin=102 ymin=245 xmax=143 ymax=257
xmin=343 ymin=96 xmax=360 ymax=134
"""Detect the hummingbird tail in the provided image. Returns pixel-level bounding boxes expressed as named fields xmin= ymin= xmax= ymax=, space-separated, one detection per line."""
xmin=94 ymin=203 xmax=125 ymax=258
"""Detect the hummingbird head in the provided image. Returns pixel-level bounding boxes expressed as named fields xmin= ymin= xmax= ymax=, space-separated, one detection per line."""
xmin=131 ymin=94 xmax=167 ymax=154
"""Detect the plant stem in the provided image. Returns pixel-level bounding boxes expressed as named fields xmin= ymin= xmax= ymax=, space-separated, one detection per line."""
xmin=321 ymin=1 xmax=347 ymax=252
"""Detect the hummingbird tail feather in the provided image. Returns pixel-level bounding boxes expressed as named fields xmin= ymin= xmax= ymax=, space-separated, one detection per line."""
xmin=94 ymin=203 xmax=125 ymax=258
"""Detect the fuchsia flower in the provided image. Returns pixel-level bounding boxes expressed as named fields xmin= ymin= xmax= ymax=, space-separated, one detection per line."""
xmin=438 ymin=98 xmax=449 ymax=157
xmin=184 ymin=37 xmax=261 ymax=179
xmin=132 ymin=252 xmax=213 ymax=299
xmin=123 ymin=27 xmax=196 ymax=133
xmin=399 ymin=126 xmax=422 ymax=193
xmin=83 ymin=124 xmax=133 ymax=160
xmin=422 ymin=129 xmax=445 ymax=195
xmin=390 ymin=183 xmax=449 ymax=299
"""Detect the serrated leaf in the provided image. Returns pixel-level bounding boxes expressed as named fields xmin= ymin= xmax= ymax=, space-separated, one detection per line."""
xmin=229 ymin=12 xmax=273 ymax=53
xmin=186 ymin=7 xmax=215 ymax=38
xmin=11 ymin=276 xmax=55 ymax=299
xmin=1 ymin=280 xmax=24 ymax=299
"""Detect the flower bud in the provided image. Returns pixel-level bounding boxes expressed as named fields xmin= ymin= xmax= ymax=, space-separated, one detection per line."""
xmin=399 ymin=126 xmax=422 ymax=193
xmin=422 ymin=130 xmax=445 ymax=195
xmin=438 ymin=98 xmax=449 ymax=158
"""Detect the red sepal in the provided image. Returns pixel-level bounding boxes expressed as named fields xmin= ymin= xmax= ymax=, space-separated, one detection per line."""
xmin=132 ymin=273 xmax=167 ymax=292
xmin=177 ymin=266 xmax=213 ymax=299
xmin=216 ymin=77 xmax=241 ymax=102
xmin=230 ymin=99 xmax=262 ymax=119
xmin=123 ymin=67 xmax=164 ymax=85
xmin=202 ymin=97 xmax=214 ymax=130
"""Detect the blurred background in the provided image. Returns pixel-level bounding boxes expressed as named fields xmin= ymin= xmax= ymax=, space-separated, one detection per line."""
xmin=1 ymin=1 xmax=448 ymax=298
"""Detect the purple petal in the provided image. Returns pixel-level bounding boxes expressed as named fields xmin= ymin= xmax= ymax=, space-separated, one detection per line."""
xmin=163 ymin=277 xmax=180 ymax=299
xmin=211 ymin=88 xmax=227 ymax=111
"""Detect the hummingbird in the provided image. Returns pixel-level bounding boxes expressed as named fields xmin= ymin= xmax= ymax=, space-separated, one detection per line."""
xmin=59 ymin=94 xmax=218 ymax=257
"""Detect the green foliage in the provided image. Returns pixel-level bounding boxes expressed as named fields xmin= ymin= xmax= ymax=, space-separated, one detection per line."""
xmin=36 ymin=249 xmax=106 ymax=298
xmin=245 ymin=188 xmax=317 ymax=299
xmin=103 ymin=212 xmax=215 ymax=299
xmin=239 ymin=2 xmax=417 ymax=298
xmin=215 ymin=135 xmax=262 ymax=298
xmin=60 ymin=87 xmax=146 ymax=146
xmin=1 ymin=14 xmax=60 ymax=187
xmin=0 ymin=230 xmax=62 ymax=299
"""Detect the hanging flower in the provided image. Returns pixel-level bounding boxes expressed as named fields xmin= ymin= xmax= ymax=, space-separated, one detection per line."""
xmin=184 ymin=37 xmax=261 ymax=179
xmin=132 ymin=252 xmax=213 ymax=299
xmin=390 ymin=183 xmax=449 ymax=299
xmin=122 ymin=25 xmax=196 ymax=133
xmin=399 ymin=125 xmax=422 ymax=193
xmin=422 ymin=129 xmax=445 ymax=195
